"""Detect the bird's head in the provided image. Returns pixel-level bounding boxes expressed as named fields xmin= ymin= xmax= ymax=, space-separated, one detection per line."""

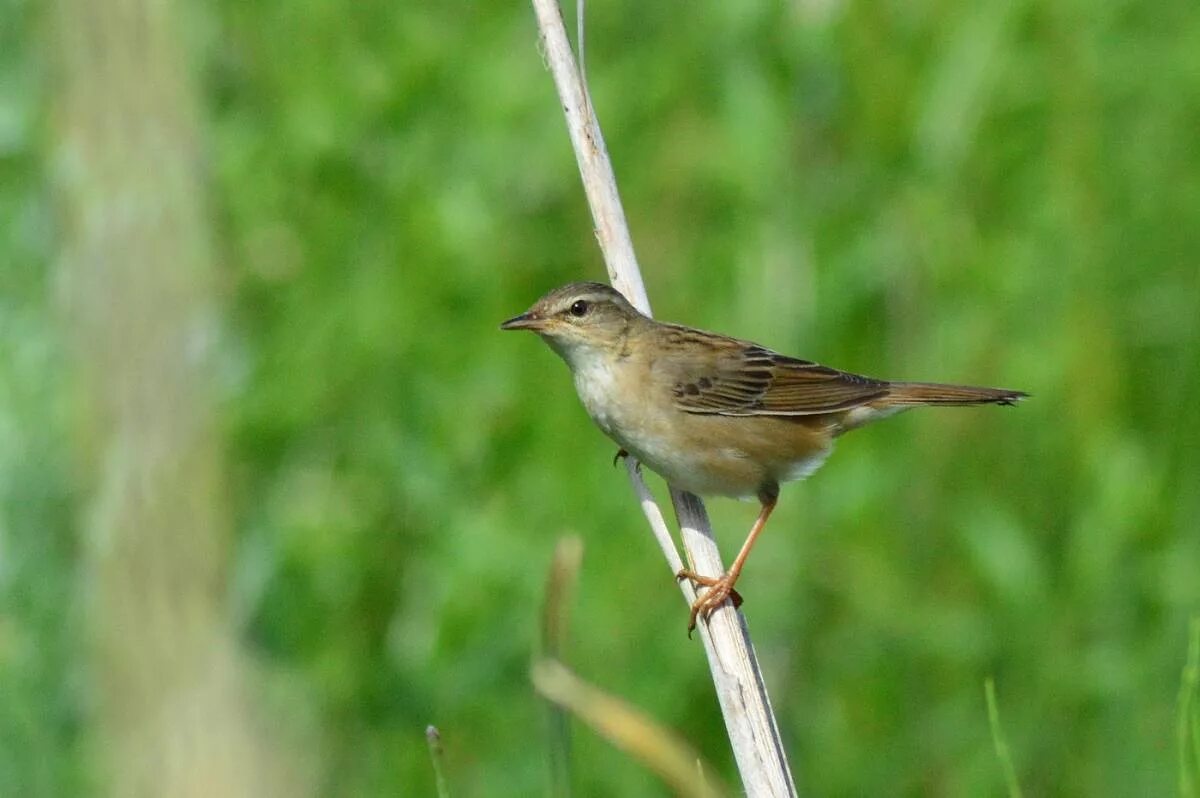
xmin=500 ymin=281 xmax=643 ymax=366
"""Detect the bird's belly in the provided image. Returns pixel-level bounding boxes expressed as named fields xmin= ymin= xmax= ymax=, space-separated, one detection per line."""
xmin=602 ymin=405 xmax=831 ymax=499
xmin=624 ymin=430 xmax=765 ymax=499
xmin=570 ymin=359 xmax=834 ymax=497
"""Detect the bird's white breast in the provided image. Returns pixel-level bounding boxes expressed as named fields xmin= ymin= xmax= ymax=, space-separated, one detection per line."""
xmin=566 ymin=347 xmax=731 ymax=493
xmin=569 ymin=348 xmax=627 ymax=438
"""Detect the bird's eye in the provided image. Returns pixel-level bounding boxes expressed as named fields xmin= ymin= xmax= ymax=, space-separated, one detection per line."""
xmin=569 ymin=300 xmax=589 ymax=317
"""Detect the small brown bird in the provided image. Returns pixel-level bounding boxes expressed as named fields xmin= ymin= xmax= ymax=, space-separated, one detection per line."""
xmin=502 ymin=282 xmax=1026 ymax=632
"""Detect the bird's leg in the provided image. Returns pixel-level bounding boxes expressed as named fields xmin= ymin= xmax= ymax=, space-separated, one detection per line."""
xmin=676 ymin=488 xmax=778 ymax=634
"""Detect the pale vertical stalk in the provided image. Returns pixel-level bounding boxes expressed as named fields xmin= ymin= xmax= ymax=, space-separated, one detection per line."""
xmin=529 ymin=1 xmax=797 ymax=794
xmin=49 ymin=0 xmax=307 ymax=794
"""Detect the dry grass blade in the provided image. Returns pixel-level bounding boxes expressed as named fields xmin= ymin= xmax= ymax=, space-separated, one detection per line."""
xmin=532 ymin=659 xmax=728 ymax=798
xmin=541 ymin=536 xmax=585 ymax=796
xmin=542 ymin=536 xmax=585 ymax=658
xmin=426 ymin=725 xmax=451 ymax=798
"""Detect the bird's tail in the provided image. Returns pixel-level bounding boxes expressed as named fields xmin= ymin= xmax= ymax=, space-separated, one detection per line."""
xmin=884 ymin=381 xmax=1028 ymax=407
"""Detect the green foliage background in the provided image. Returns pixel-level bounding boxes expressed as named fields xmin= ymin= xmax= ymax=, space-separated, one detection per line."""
xmin=3 ymin=0 xmax=1200 ymax=794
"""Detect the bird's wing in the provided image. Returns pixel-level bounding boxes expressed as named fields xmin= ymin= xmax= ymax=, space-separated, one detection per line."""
xmin=668 ymin=341 xmax=889 ymax=416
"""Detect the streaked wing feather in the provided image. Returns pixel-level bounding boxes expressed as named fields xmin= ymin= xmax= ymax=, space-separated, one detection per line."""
xmin=672 ymin=344 xmax=888 ymax=416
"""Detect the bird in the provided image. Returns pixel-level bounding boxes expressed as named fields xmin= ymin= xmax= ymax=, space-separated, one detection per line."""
xmin=501 ymin=281 xmax=1026 ymax=632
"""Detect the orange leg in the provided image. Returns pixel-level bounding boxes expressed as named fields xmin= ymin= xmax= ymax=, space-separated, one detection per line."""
xmin=676 ymin=491 xmax=778 ymax=634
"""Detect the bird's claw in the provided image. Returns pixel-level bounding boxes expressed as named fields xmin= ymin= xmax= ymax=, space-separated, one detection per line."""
xmin=612 ymin=449 xmax=641 ymax=474
xmin=675 ymin=569 xmax=743 ymax=637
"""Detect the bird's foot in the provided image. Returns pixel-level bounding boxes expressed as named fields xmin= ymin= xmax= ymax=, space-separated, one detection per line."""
xmin=612 ymin=448 xmax=641 ymax=473
xmin=675 ymin=569 xmax=743 ymax=637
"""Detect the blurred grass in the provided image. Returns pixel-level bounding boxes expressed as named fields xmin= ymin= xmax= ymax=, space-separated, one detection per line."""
xmin=2 ymin=0 xmax=1199 ymax=794
xmin=1181 ymin=618 xmax=1200 ymax=797
xmin=985 ymin=677 xmax=1023 ymax=798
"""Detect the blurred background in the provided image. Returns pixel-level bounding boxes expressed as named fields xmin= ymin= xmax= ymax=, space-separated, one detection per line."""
xmin=3 ymin=0 xmax=1199 ymax=794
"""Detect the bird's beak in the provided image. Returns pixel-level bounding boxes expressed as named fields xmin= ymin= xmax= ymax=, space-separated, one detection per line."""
xmin=500 ymin=311 xmax=546 ymax=331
